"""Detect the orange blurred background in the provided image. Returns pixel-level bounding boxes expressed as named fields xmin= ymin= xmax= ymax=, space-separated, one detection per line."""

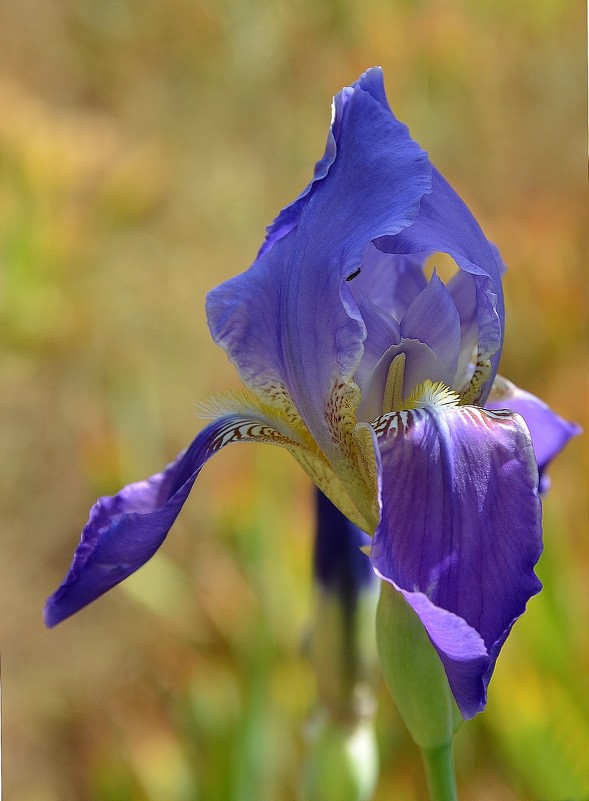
xmin=0 ymin=0 xmax=587 ymax=799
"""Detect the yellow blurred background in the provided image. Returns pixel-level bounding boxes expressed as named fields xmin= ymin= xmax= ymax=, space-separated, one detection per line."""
xmin=1 ymin=0 xmax=587 ymax=799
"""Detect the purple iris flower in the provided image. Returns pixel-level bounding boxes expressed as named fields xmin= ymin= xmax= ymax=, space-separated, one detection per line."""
xmin=45 ymin=68 xmax=579 ymax=719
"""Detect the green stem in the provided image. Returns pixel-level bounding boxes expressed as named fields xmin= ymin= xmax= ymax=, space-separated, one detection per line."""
xmin=420 ymin=743 xmax=458 ymax=801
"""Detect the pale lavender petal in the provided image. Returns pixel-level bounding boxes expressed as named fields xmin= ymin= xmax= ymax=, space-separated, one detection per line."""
xmin=447 ymin=269 xmax=478 ymax=389
xmin=374 ymin=168 xmax=506 ymax=402
xmin=45 ymin=413 xmax=287 ymax=626
xmin=358 ymin=341 xmax=454 ymax=422
xmin=400 ymin=272 xmax=461 ymax=382
xmin=397 ymin=340 xmax=456 ymax=397
xmin=370 ymin=404 xmax=542 ymax=717
xmin=349 ymin=244 xmax=427 ymax=322
xmin=486 ymin=378 xmax=581 ymax=489
xmin=353 ymin=293 xmax=401 ymax=391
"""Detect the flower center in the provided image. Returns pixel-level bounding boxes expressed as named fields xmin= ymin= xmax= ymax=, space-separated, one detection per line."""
xmin=406 ymin=380 xmax=461 ymax=410
xmin=380 ymin=353 xmax=468 ymax=416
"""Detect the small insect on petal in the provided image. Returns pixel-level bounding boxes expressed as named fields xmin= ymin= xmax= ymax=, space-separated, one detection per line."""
xmin=345 ymin=267 xmax=362 ymax=282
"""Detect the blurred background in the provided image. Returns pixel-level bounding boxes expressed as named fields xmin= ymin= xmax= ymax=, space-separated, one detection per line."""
xmin=1 ymin=0 xmax=587 ymax=798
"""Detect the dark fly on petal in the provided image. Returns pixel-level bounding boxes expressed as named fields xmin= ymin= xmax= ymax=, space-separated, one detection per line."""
xmin=345 ymin=267 xmax=362 ymax=282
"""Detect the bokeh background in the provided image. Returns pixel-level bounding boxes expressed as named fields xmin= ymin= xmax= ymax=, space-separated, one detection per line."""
xmin=1 ymin=0 xmax=587 ymax=799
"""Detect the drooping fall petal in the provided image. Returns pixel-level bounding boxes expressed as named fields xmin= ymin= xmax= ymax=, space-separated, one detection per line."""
xmin=45 ymin=410 xmax=327 ymax=626
xmin=370 ymin=403 xmax=543 ymax=718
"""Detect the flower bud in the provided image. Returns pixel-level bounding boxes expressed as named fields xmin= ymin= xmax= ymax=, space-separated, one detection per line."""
xmin=311 ymin=490 xmax=378 ymax=713
xmin=304 ymin=709 xmax=378 ymax=801
xmin=376 ymin=580 xmax=462 ymax=750
xmin=305 ymin=491 xmax=380 ymax=800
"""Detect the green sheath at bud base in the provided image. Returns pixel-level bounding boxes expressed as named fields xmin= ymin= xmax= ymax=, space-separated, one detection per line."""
xmin=376 ymin=581 xmax=462 ymax=751
xmin=304 ymin=713 xmax=379 ymax=801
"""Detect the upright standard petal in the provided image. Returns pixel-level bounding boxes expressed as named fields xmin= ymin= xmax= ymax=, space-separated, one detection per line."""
xmin=399 ymin=272 xmax=462 ymax=391
xmin=207 ymin=69 xmax=431 ymax=525
xmin=258 ymin=67 xmax=398 ymax=260
xmin=370 ymin=401 xmax=543 ymax=718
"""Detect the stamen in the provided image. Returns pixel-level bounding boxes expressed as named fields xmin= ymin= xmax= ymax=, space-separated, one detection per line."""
xmin=382 ymin=353 xmax=406 ymax=414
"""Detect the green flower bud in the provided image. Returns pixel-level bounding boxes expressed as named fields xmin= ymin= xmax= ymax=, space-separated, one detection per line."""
xmin=376 ymin=581 xmax=462 ymax=751
xmin=304 ymin=709 xmax=379 ymax=801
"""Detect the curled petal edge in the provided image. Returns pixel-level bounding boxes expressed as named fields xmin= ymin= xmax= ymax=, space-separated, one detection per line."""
xmin=486 ymin=375 xmax=581 ymax=490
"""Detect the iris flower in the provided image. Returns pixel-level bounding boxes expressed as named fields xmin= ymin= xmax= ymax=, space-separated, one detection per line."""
xmin=45 ymin=68 xmax=579 ymax=719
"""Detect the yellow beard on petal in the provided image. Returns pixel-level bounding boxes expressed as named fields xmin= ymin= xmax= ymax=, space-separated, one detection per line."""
xmin=406 ymin=380 xmax=461 ymax=410
xmin=324 ymin=379 xmax=380 ymax=532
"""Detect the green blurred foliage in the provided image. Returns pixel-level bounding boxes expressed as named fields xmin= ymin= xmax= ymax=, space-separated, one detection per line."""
xmin=0 ymin=0 xmax=586 ymax=799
